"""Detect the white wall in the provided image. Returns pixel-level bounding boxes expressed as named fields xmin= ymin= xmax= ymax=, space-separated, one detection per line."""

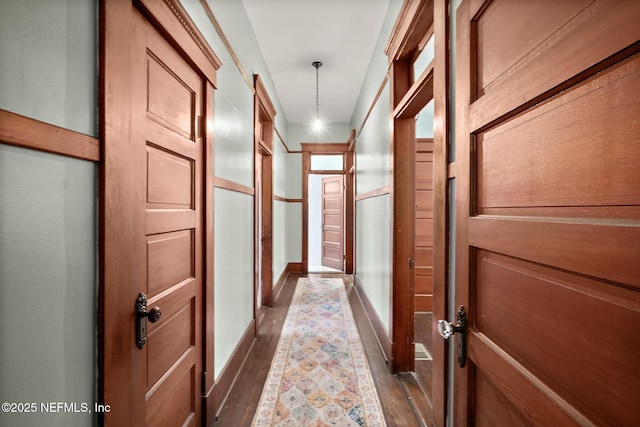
xmin=272 ymin=134 xmax=288 ymax=280
xmin=349 ymin=0 xmax=403 ymax=334
xmin=213 ymin=188 xmax=255 ymax=379
xmin=356 ymin=195 xmax=392 ymax=332
xmin=0 ymin=1 xmax=97 ymax=426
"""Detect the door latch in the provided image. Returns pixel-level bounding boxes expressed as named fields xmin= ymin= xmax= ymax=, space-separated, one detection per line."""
xmin=136 ymin=292 xmax=162 ymax=349
xmin=438 ymin=305 xmax=467 ymax=367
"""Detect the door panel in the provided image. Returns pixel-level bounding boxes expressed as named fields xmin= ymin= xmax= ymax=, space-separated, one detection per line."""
xmin=132 ymin=9 xmax=203 ymax=426
xmin=321 ymin=175 xmax=344 ymax=270
xmin=415 ymin=139 xmax=433 ymax=312
xmin=455 ymin=0 xmax=640 ymax=425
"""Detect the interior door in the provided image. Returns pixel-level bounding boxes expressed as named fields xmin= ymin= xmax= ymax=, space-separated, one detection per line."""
xmin=453 ymin=0 xmax=640 ymax=425
xmin=131 ymin=9 xmax=205 ymax=426
xmin=321 ymin=175 xmax=344 ymax=270
xmin=415 ymin=138 xmax=433 ymax=312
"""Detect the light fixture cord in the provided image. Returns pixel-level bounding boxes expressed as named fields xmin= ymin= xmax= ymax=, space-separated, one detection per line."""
xmin=315 ymin=65 xmax=320 ymax=121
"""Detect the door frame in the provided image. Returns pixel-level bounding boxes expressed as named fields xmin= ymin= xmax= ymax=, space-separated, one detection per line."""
xmin=385 ymin=0 xmax=450 ymax=425
xmin=301 ymin=142 xmax=353 ymax=274
xmin=99 ymin=0 xmax=220 ymax=424
xmin=253 ymin=75 xmax=276 ymax=307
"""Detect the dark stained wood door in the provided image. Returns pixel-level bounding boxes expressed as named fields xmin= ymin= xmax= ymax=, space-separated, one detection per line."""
xmin=453 ymin=0 xmax=640 ymax=425
xmin=131 ymin=9 xmax=205 ymax=426
xmin=415 ymin=138 xmax=433 ymax=312
xmin=321 ymin=175 xmax=344 ymax=271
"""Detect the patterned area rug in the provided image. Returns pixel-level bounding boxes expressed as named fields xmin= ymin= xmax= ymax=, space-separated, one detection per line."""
xmin=252 ymin=277 xmax=387 ymax=426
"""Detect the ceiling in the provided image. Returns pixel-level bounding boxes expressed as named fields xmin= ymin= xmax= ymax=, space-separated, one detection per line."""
xmin=242 ymin=0 xmax=390 ymax=125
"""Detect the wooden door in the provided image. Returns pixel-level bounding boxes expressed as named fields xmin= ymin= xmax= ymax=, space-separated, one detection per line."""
xmin=131 ymin=9 xmax=205 ymax=426
xmin=321 ymin=175 xmax=344 ymax=271
xmin=415 ymin=138 xmax=433 ymax=312
xmin=453 ymin=1 xmax=640 ymax=425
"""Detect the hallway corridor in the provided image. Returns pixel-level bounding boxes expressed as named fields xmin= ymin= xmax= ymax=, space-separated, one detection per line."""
xmin=214 ymin=273 xmax=431 ymax=427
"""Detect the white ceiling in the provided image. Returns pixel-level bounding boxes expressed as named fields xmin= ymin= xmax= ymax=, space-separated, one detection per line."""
xmin=242 ymin=0 xmax=389 ymax=124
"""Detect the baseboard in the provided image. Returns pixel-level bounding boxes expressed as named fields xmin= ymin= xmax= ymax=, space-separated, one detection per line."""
xmin=272 ymin=262 xmax=302 ymax=305
xmin=287 ymin=262 xmax=302 ymax=272
xmin=354 ymin=275 xmax=392 ymax=363
xmin=205 ymin=318 xmax=257 ymax=425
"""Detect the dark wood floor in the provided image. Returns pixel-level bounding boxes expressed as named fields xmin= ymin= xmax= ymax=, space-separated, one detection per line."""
xmin=214 ymin=273 xmax=432 ymax=426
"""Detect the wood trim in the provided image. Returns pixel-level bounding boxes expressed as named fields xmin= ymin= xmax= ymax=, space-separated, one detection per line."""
xmin=0 ymin=109 xmax=100 ymax=162
xmin=198 ymin=0 xmax=253 ymax=92
xmin=355 ymin=185 xmax=391 ymax=202
xmin=301 ymin=142 xmax=349 ymax=153
xmin=345 ymin=147 xmax=355 ymax=274
xmin=287 ymin=262 xmax=303 ymax=273
xmin=137 ymin=0 xmax=221 ymax=85
xmin=308 ymin=169 xmax=346 ymax=175
xmin=99 ymin=0 xmax=135 ymax=423
xmin=211 ymin=319 xmax=257 ymax=420
xmin=385 ymin=0 xmax=435 ymax=62
xmin=347 ymin=128 xmax=356 ymax=152
xmin=254 ymin=74 xmax=275 ymax=308
xmin=390 ymin=59 xmax=416 ymax=373
xmin=272 ymin=265 xmax=289 ymax=307
xmin=273 ymin=195 xmax=303 ymax=203
xmin=432 ymin=0 xmax=450 ymax=425
xmin=302 ymin=152 xmax=310 ymax=273
xmin=270 ymin=262 xmax=302 ymax=309
xmin=254 ymin=75 xmax=277 ymax=121
xmin=356 ymin=74 xmax=389 ymax=139
xmin=354 ymin=275 xmax=392 ymax=362
xmin=453 ymin=1 xmax=472 ymax=423
xmin=275 ymin=127 xmax=299 ymax=153
xmin=393 ymin=61 xmax=434 ymax=119
xmin=215 ymin=177 xmax=255 ymax=195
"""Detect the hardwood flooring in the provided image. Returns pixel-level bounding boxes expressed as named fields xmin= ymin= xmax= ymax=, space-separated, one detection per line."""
xmin=213 ymin=273 xmax=431 ymax=426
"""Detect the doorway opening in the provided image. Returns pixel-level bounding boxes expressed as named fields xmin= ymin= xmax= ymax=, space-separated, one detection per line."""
xmin=308 ymin=173 xmax=344 ymax=272
xmin=301 ymin=142 xmax=353 ymax=274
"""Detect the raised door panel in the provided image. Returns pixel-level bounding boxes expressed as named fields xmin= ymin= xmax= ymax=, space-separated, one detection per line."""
xmin=455 ymin=0 xmax=640 ymax=425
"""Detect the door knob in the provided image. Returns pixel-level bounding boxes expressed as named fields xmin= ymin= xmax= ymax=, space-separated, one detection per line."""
xmin=145 ymin=306 xmax=162 ymax=323
xmin=135 ymin=293 xmax=162 ymax=349
xmin=437 ymin=305 xmax=467 ymax=367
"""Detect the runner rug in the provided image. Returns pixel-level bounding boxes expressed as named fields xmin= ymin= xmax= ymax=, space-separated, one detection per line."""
xmin=252 ymin=277 xmax=387 ymax=426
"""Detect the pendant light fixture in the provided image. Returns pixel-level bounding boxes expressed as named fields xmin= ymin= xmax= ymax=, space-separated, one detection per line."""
xmin=312 ymin=61 xmax=323 ymax=131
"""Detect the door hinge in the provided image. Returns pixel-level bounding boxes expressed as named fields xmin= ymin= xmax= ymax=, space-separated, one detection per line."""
xmin=197 ymin=115 xmax=205 ymax=138
xmin=202 ymin=371 xmax=207 ymax=394
xmin=409 ymin=258 xmax=415 ymax=269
